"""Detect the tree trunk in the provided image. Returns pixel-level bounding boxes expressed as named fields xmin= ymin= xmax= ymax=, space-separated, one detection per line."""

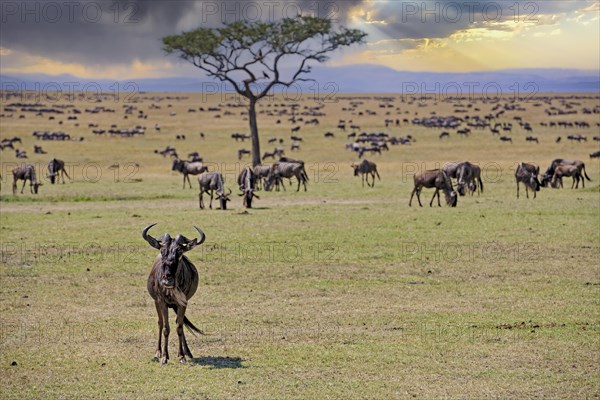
xmin=248 ymin=98 xmax=261 ymax=167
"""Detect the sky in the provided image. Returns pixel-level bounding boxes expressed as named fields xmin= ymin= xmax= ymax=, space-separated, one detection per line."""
xmin=0 ymin=0 xmax=598 ymax=79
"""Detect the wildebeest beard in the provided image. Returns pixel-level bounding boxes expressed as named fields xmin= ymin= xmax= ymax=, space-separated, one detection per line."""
xmin=164 ymin=286 xmax=188 ymax=307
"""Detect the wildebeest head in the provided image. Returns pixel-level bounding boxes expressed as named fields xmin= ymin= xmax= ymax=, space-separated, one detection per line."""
xmin=351 ymin=163 xmax=359 ymax=176
xmin=216 ymin=188 xmax=232 ymax=210
xmin=33 ymin=181 xmax=42 ymax=194
xmin=239 ymin=188 xmax=260 ymax=208
xmin=540 ymin=174 xmax=552 ymax=187
xmin=457 ymin=182 xmax=466 ymax=196
xmin=142 ymin=224 xmax=205 ymax=289
xmin=446 ymin=190 xmax=458 ymax=207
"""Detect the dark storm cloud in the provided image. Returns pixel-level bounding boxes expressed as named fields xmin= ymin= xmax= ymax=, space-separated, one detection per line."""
xmin=0 ymin=0 xmax=591 ymax=68
xmin=0 ymin=0 xmax=200 ymax=65
xmin=0 ymin=0 xmax=362 ymax=66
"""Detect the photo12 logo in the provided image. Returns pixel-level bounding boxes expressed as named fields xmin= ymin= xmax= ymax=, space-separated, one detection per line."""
xmin=1 ymin=2 xmax=141 ymax=24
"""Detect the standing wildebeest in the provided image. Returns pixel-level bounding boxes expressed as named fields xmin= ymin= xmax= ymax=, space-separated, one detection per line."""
xmin=540 ymin=159 xmax=591 ymax=188
xmin=172 ymin=159 xmax=208 ymax=189
xmin=409 ymin=170 xmax=458 ymax=207
xmin=12 ymin=164 xmax=42 ymax=194
xmin=515 ymin=162 xmax=541 ymax=199
xmin=551 ymin=164 xmax=583 ymax=189
xmin=198 ymin=172 xmax=231 ymax=209
xmin=351 ymin=159 xmax=381 ymax=187
xmin=237 ymin=167 xmax=259 ymax=208
xmin=264 ymin=161 xmax=309 ymax=192
xmin=143 ymin=224 xmax=206 ymax=365
xmin=48 ymin=158 xmax=71 ymax=184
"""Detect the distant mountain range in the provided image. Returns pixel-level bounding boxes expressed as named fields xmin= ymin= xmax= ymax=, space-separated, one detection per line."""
xmin=1 ymin=65 xmax=598 ymax=94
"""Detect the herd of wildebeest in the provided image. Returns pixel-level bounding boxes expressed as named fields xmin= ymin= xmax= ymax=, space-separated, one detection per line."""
xmin=3 ymin=93 xmax=599 ymax=211
xmin=2 ymin=92 xmax=599 ymax=365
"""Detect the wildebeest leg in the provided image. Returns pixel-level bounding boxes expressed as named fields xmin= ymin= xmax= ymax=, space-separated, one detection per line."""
xmin=186 ymin=174 xmax=193 ymax=189
xmin=409 ymin=186 xmax=422 ymax=207
xmin=516 ymin=181 xmax=519 ymax=198
xmin=21 ymin=179 xmax=27 ymax=194
xmin=176 ymin=306 xmax=193 ymax=362
xmin=61 ymin=168 xmax=71 ymax=183
xmin=159 ymin=303 xmax=170 ymax=365
xmin=12 ymin=179 xmax=17 ymax=195
xmin=430 ymin=189 xmax=439 ymax=207
xmin=525 ymin=185 xmax=529 ymax=198
xmin=209 ymin=191 xmax=214 ymax=209
xmin=153 ymin=301 xmax=163 ymax=361
xmin=361 ymin=174 xmax=365 ymax=187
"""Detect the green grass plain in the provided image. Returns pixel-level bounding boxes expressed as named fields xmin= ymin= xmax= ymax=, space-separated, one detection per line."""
xmin=0 ymin=91 xmax=599 ymax=399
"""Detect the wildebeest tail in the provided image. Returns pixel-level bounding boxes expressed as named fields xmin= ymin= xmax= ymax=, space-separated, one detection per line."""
xmin=582 ymin=164 xmax=592 ymax=181
xmin=478 ymin=177 xmax=484 ymax=193
xmin=301 ymin=165 xmax=309 ymax=181
xmin=169 ymin=304 xmax=205 ymax=335
xmin=183 ymin=316 xmax=205 ymax=335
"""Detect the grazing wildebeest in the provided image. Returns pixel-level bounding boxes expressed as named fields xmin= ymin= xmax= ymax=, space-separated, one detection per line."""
xmin=198 ymin=172 xmax=231 ymax=209
xmin=48 ymin=158 xmax=71 ymax=184
xmin=409 ymin=170 xmax=458 ymax=207
xmin=12 ymin=164 xmax=42 ymax=195
xmin=172 ymin=159 xmax=208 ymax=189
xmin=264 ymin=161 xmax=308 ymax=192
xmin=526 ymin=136 xmax=539 ymax=143
xmin=590 ymin=151 xmax=600 ymax=159
xmin=456 ymin=162 xmax=483 ymax=196
xmin=500 ymin=136 xmax=512 ymax=143
xmin=237 ymin=167 xmax=259 ymax=208
xmin=351 ymin=159 xmax=381 ymax=187
xmin=237 ymin=166 xmax=255 ymax=191
xmin=143 ymin=224 xmax=206 ymax=365
xmin=551 ymin=164 xmax=583 ymax=189
xmin=540 ymin=159 xmax=591 ymax=188
xmin=515 ymin=162 xmax=541 ymax=199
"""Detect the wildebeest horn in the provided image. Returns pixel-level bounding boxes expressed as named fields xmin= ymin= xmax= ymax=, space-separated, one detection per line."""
xmin=142 ymin=223 xmax=161 ymax=249
xmin=193 ymin=226 xmax=206 ymax=245
xmin=182 ymin=225 xmax=206 ymax=252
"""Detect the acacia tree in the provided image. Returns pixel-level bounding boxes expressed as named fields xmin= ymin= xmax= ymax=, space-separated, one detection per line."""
xmin=163 ymin=17 xmax=367 ymax=167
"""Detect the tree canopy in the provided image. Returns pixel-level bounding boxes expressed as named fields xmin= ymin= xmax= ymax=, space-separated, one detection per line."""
xmin=163 ymin=16 xmax=367 ymax=166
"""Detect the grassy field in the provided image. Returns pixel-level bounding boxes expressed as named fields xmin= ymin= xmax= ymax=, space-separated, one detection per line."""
xmin=1 ymin=91 xmax=599 ymax=399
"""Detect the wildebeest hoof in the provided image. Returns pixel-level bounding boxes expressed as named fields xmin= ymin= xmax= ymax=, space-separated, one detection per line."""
xmin=160 ymin=358 xmax=168 ymax=366
xmin=179 ymin=356 xmax=187 ymax=364
xmin=152 ymin=356 xmax=159 ymax=362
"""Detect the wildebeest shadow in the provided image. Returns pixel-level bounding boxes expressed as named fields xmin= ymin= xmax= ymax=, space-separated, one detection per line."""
xmin=192 ymin=356 xmax=244 ymax=369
